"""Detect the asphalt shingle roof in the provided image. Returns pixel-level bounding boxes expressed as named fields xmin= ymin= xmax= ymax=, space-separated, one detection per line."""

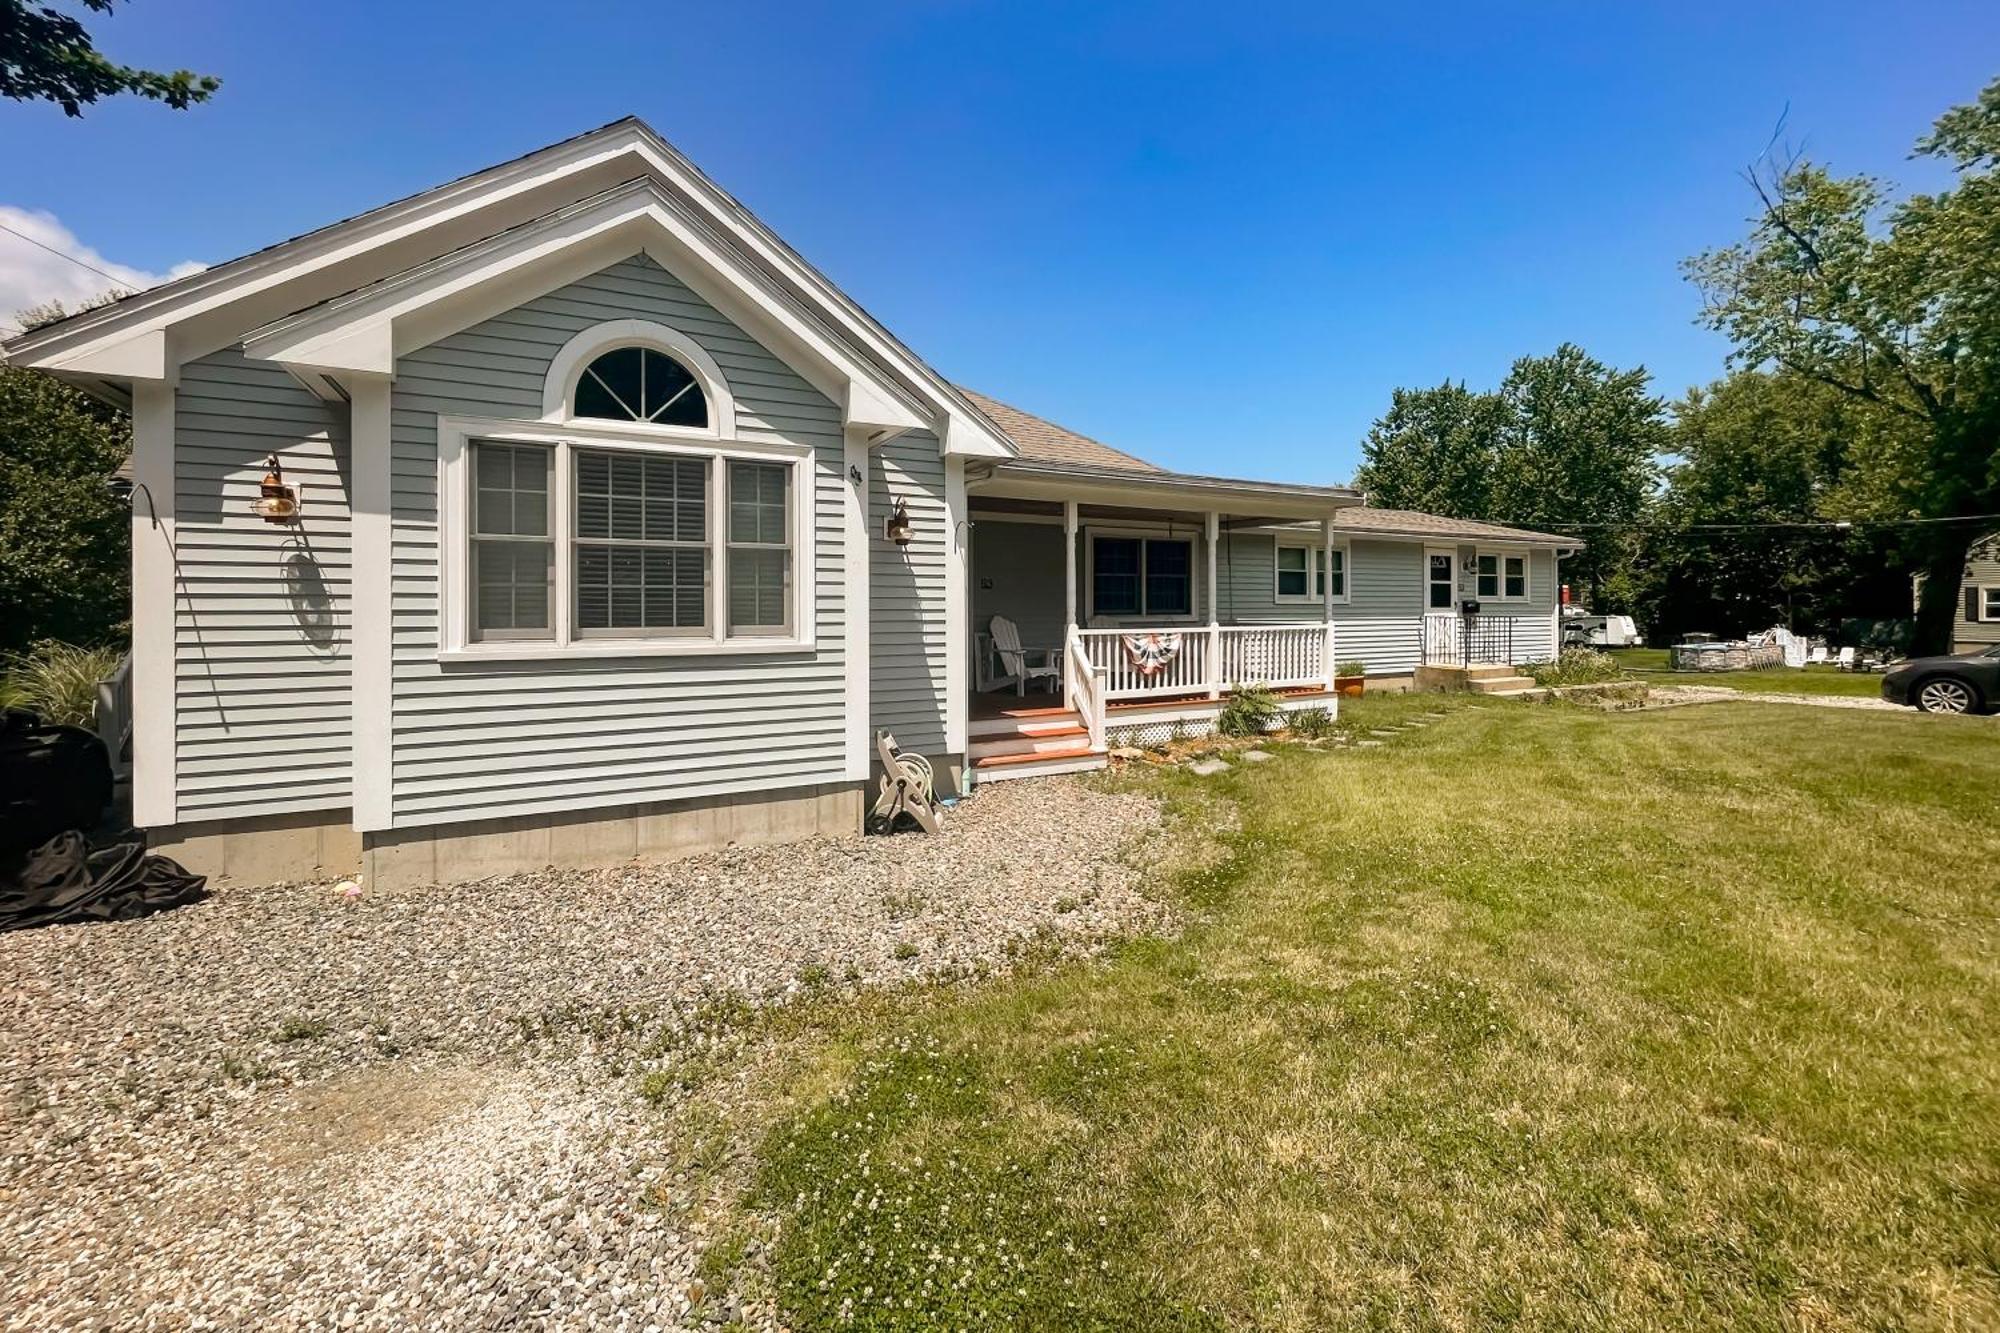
xmin=956 ymin=388 xmax=1161 ymax=473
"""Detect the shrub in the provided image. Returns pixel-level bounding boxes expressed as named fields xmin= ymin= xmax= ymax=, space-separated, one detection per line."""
xmin=2 ymin=639 xmax=123 ymax=727
xmin=1217 ymin=683 xmax=1282 ymax=737
xmin=1288 ymin=706 xmax=1334 ymax=738
xmin=1335 ymin=660 xmax=1367 ymax=678
xmin=1524 ymin=648 xmax=1624 ymax=688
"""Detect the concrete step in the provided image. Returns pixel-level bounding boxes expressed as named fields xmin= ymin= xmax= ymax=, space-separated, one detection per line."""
xmin=1464 ymin=663 xmax=1524 ymax=680
xmin=1470 ymin=675 xmax=1537 ymax=694
xmin=1481 ymin=685 xmax=1549 ymax=700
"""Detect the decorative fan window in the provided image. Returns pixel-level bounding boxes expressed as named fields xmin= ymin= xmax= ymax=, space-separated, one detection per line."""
xmin=572 ymin=346 xmax=709 ymax=428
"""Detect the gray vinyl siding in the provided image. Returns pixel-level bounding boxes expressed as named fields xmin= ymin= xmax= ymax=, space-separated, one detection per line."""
xmin=1218 ymin=532 xmax=1558 ymax=674
xmin=972 ymin=520 xmax=1066 ymax=654
xmin=870 ymin=432 xmax=949 ymax=754
xmin=386 ymin=253 xmax=847 ymax=827
xmin=1956 ymin=535 xmax=2000 ymax=650
xmin=173 ymin=350 xmax=353 ymax=820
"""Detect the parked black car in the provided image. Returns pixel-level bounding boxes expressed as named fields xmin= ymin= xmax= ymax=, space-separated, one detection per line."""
xmin=1881 ymin=645 xmax=2000 ymax=714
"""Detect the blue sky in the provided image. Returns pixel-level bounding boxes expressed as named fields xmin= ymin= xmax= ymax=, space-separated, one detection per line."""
xmin=2 ymin=2 xmax=1992 ymax=482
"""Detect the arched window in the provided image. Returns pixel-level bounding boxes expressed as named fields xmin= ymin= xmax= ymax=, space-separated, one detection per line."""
xmin=572 ymin=345 xmax=709 ymax=427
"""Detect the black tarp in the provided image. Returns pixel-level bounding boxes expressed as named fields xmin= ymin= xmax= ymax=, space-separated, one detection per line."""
xmin=1 ymin=709 xmax=113 ymax=865
xmin=1 ymin=831 xmax=207 ymax=931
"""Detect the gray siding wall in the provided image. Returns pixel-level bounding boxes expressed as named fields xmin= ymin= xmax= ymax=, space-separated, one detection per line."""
xmin=972 ymin=520 xmax=1066 ymax=655
xmin=1957 ymin=535 xmax=2000 ymax=649
xmin=174 ymin=350 xmax=353 ymax=820
xmin=870 ymin=432 xmax=949 ymax=754
xmin=1217 ymin=532 xmax=1558 ymax=673
xmin=387 ymin=254 xmax=848 ymax=826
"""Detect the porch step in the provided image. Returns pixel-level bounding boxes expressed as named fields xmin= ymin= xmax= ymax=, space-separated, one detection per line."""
xmin=1480 ymin=683 xmax=1548 ymax=699
xmin=970 ymin=745 xmax=1108 ymax=784
xmin=1470 ymin=674 xmax=1537 ymax=694
xmin=967 ymin=724 xmax=1093 ymax=760
xmin=1464 ymin=663 xmax=1524 ymax=680
xmin=968 ymin=708 xmax=1085 ymax=740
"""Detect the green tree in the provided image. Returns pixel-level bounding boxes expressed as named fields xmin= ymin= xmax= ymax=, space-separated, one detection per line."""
xmin=1490 ymin=344 xmax=1665 ymax=606
xmin=1354 ymin=380 xmax=1508 ymax=517
xmin=1686 ymin=77 xmax=2000 ymax=654
xmin=0 ymin=360 xmax=130 ymax=649
xmin=1 ymin=0 xmax=217 ymax=116
xmin=1636 ymin=370 xmax=1911 ymax=643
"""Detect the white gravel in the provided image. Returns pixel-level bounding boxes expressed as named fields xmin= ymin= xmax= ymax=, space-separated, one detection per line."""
xmin=0 ymin=778 xmax=1172 ymax=1332
xmin=1650 ymin=684 xmax=1914 ymax=711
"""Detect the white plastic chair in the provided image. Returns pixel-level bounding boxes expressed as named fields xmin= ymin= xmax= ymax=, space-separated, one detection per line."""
xmin=1836 ymin=646 xmax=1856 ymax=671
xmin=1807 ymin=645 xmax=1829 ymax=666
xmin=989 ymin=615 xmax=1060 ymax=697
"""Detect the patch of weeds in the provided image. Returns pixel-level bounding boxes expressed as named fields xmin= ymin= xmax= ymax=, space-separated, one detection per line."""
xmin=1217 ymin=683 xmax=1283 ymax=737
xmin=512 ymin=1003 xmax=655 ymax=1046
xmin=273 ymin=1015 xmax=330 ymax=1043
xmin=795 ymin=962 xmax=833 ymax=992
xmin=219 ymin=1052 xmax=272 ymax=1084
xmin=755 ymin=1032 xmax=1220 ymax=1331
xmin=1053 ymin=895 xmax=1081 ymax=914
xmin=698 ymin=1228 xmax=753 ymax=1284
xmin=1287 ymin=705 xmax=1334 ymax=738
xmin=881 ymin=889 xmax=926 ymax=920
xmin=892 ymin=940 xmax=920 ymax=960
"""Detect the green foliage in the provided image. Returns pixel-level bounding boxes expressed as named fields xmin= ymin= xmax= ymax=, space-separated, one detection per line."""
xmin=1356 ymin=345 xmax=1664 ymax=607
xmin=1523 ymin=648 xmax=1624 ymax=687
xmin=1216 ymin=683 xmax=1281 ymax=737
xmin=1686 ymin=77 xmax=2000 ymax=652
xmin=1334 ymin=660 xmax=1366 ymax=678
xmin=2 ymin=639 xmax=120 ymax=725
xmin=1286 ymin=705 xmax=1334 ymax=738
xmin=0 ymin=365 xmax=131 ymax=650
xmin=1354 ymin=380 xmax=1507 ymax=518
xmin=1 ymin=1 xmax=219 ymax=116
xmin=1633 ymin=369 xmax=1913 ymax=642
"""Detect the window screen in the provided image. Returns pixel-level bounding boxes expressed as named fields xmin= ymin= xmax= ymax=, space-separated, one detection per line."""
xmin=470 ymin=442 xmax=552 ymax=639
xmin=727 ymin=461 xmax=791 ymax=634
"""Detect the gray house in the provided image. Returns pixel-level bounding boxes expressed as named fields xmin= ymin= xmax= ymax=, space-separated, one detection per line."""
xmin=1 ymin=120 xmax=1570 ymax=888
xmin=1952 ymin=533 xmax=2000 ymax=653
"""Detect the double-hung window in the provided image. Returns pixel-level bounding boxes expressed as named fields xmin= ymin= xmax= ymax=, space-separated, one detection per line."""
xmin=1275 ymin=541 xmax=1347 ymax=603
xmin=471 ymin=443 xmax=554 ymax=640
xmin=572 ymin=448 xmax=708 ymax=637
xmin=727 ymin=461 xmax=792 ymax=635
xmin=1092 ymin=535 xmax=1192 ymax=618
xmin=1980 ymin=586 xmax=2000 ymax=622
xmin=1477 ymin=551 xmax=1528 ymax=601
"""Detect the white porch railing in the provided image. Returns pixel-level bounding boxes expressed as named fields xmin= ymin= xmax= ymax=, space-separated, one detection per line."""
xmin=1063 ymin=626 xmax=1107 ymax=749
xmin=1074 ymin=623 xmax=1332 ymax=702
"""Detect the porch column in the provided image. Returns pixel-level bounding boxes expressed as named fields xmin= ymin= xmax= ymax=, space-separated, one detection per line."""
xmin=1063 ymin=499 xmax=1078 ymax=630
xmin=1206 ymin=510 xmax=1221 ymax=699
xmin=1322 ymin=516 xmax=1337 ymax=694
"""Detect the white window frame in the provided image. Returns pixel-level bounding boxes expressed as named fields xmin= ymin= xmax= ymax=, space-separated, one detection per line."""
xmin=1981 ymin=585 xmax=2000 ymax=622
xmin=541 ymin=319 xmax=737 ymax=439
xmin=1273 ymin=536 xmax=1350 ymax=605
xmin=1425 ymin=546 xmax=1457 ymax=613
xmin=436 ymin=413 xmax=814 ymax=661
xmin=1475 ymin=547 xmax=1530 ymax=603
xmin=1084 ymin=527 xmax=1200 ymax=624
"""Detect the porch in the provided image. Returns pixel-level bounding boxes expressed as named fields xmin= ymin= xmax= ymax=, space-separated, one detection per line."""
xmin=964 ymin=486 xmax=1351 ymax=781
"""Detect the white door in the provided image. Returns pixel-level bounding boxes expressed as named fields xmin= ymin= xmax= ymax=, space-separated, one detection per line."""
xmin=1424 ymin=548 xmax=1458 ymax=663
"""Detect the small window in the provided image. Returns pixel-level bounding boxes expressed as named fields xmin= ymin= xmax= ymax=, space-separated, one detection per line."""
xmin=1276 ymin=544 xmax=1310 ymax=599
xmin=1091 ymin=535 xmax=1192 ymax=618
xmin=572 ymin=449 xmax=709 ymax=636
xmin=1504 ymin=554 xmax=1526 ymax=600
xmin=727 ymin=461 xmax=791 ymax=635
xmin=573 ymin=346 xmax=708 ymax=427
xmin=470 ymin=442 xmax=553 ymax=640
xmin=1476 ymin=553 xmax=1500 ymax=599
xmin=1327 ymin=546 xmax=1346 ymax=599
xmin=1277 ymin=543 xmax=1346 ymax=602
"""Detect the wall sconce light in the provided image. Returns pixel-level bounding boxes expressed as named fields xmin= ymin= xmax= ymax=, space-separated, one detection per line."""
xmin=884 ymin=498 xmax=915 ymax=546
xmin=250 ymin=454 xmax=303 ymax=524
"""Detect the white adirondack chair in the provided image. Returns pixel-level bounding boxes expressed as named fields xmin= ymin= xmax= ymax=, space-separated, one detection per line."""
xmin=1807 ymin=644 xmax=1829 ymax=666
xmin=989 ymin=615 xmax=1061 ymax=697
xmin=1837 ymin=646 xmax=1857 ymax=671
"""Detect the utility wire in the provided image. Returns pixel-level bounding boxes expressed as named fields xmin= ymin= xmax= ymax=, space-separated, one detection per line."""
xmin=1503 ymin=512 xmax=2000 ymax=534
xmin=0 ymin=219 xmax=129 ymax=286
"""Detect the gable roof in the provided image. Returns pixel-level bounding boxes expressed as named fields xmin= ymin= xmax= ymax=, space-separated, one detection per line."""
xmin=1 ymin=118 xmax=1014 ymax=456
xmin=955 ymin=388 xmax=1160 ymax=472
xmin=1330 ymin=507 xmax=1574 ymax=545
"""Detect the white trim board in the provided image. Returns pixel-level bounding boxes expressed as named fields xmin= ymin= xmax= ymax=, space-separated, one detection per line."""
xmin=128 ymin=382 xmax=177 ymax=827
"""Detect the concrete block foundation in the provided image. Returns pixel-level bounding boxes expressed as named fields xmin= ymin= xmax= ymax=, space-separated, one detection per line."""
xmin=147 ymin=782 xmax=864 ymax=892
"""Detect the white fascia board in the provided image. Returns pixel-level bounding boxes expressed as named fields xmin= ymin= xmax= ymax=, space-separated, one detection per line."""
xmin=5 ymin=120 xmax=992 ymax=452
xmin=973 ymin=465 xmax=1362 ymax=519
xmin=41 ymin=328 xmax=173 ymax=383
xmin=242 ymin=187 xmax=927 ymax=435
xmin=937 ymin=409 xmax=1014 ymax=459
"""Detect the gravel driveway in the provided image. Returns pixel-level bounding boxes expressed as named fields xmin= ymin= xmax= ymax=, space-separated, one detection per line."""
xmin=1 ymin=779 xmax=1172 ymax=1332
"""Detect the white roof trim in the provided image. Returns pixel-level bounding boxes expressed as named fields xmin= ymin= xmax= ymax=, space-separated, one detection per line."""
xmin=241 ymin=181 xmax=925 ymax=434
xmin=1 ymin=119 xmax=1016 ymax=457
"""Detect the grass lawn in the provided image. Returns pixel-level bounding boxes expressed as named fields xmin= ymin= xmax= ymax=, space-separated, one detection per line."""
xmin=736 ymin=697 xmax=2000 ymax=1329
xmin=1608 ymin=647 xmax=1889 ymax=698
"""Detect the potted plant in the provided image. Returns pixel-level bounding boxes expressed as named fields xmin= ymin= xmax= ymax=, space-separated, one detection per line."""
xmin=1334 ymin=660 xmax=1367 ymax=697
